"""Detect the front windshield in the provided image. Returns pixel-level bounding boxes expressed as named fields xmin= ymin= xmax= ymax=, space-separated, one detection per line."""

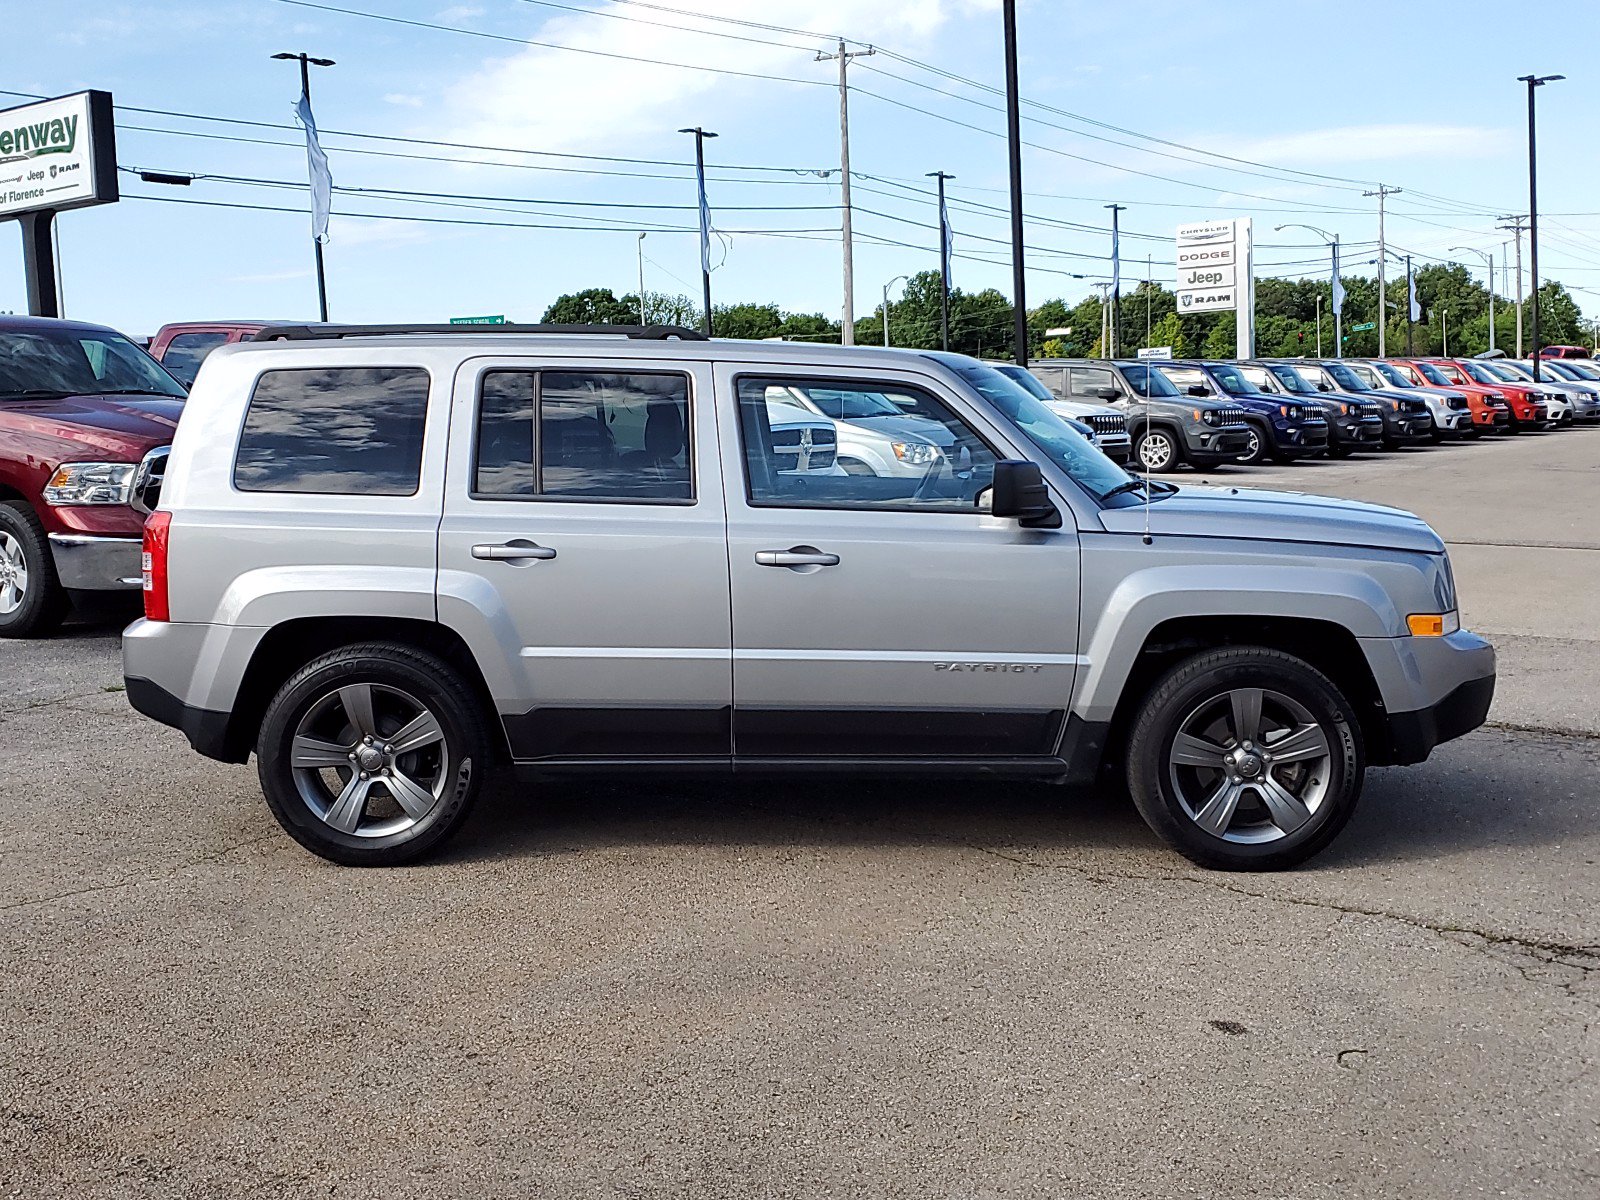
xmin=1118 ymin=363 xmax=1181 ymax=397
xmin=1415 ymin=361 xmax=1453 ymax=386
xmin=1266 ymin=364 xmax=1317 ymax=394
xmin=1324 ymin=362 xmax=1372 ymax=392
xmin=1460 ymin=361 xmax=1500 ymax=385
xmin=939 ymin=357 xmax=1135 ymax=502
xmin=1483 ymin=362 xmax=1525 ymax=383
xmin=1564 ymin=361 xmax=1600 ymax=380
xmin=1206 ymin=363 xmax=1263 ymax=396
xmin=991 ymin=364 xmax=1056 ymax=403
xmin=1371 ymin=361 xmax=1415 ymax=388
xmin=0 ymin=326 xmax=186 ymax=399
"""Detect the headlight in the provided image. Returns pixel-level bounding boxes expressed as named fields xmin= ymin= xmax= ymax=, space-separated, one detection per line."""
xmin=891 ymin=441 xmax=941 ymax=466
xmin=42 ymin=462 xmax=138 ymax=505
xmin=1200 ymin=408 xmax=1223 ymax=426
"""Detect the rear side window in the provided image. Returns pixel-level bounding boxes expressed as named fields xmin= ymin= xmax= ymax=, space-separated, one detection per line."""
xmin=1069 ymin=367 xmax=1115 ymax=397
xmin=474 ymin=369 xmax=692 ymax=503
xmin=159 ymin=332 xmax=230 ymax=387
xmin=234 ymin=367 xmax=430 ymax=495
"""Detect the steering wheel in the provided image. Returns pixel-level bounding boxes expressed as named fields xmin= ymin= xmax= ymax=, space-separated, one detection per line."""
xmin=910 ymin=446 xmax=975 ymax=505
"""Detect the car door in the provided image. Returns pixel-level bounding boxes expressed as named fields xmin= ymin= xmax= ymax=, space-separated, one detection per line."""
xmin=715 ymin=361 xmax=1081 ymax=761
xmin=437 ymin=354 xmax=732 ymax=763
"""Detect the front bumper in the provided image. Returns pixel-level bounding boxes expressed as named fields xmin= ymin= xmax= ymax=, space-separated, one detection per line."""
xmin=1383 ymin=414 xmax=1433 ymax=443
xmin=1271 ymin=421 xmax=1329 ymax=456
xmin=1384 ymin=675 xmax=1497 ymax=767
xmin=1095 ymin=434 xmax=1132 ymax=463
xmin=1184 ymin=426 xmax=1252 ymax=461
xmin=48 ymin=534 xmax=142 ymax=591
xmin=1360 ymin=629 xmax=1496 ymax=766
xmin=1434 ymin=409 xmax=1473 ymax=435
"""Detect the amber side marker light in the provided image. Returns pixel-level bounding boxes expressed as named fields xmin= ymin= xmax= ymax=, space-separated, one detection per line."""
xmin=1407 ymin=614 xmax=1446 ymax=637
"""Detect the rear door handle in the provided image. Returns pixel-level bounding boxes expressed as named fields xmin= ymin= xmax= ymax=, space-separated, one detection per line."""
xmin=472 ymin=541 xmax=557 ymax=562
xmin=755 ymin=548 xmax=840 ymax=568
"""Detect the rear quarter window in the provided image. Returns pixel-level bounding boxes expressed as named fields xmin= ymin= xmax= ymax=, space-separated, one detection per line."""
xmin=234 ymin=366 xmax=430 ymax=495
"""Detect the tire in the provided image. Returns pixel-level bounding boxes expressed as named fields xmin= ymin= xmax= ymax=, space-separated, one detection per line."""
xmin=256 ymin=642 xmax=491 ymax=866
xmin=1235 ymin=423 xmax=1269 ymax=465
xmin=1124 ymin=646 xmax=1364 ymax=871
xmin=1133 ymin=427 xmax=1182 ymax=473
xmin=0 ymin=501 xmax=69 ymax=639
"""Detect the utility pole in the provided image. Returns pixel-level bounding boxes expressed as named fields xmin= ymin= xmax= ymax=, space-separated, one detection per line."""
xmin=1519 ymin=73 xmax=1563 ymax=380
xmin=1001 ymin=0 xmax=1028 ymax=365
xmin=1442 ymin=308 xmax=1449 ymax=357
xmin=928 ymin=170 xmax=954 ymax=351
xmin=272 ymin=51 xmax=336 ymax=322
xmin=1499 ymin=216 xmax=1527 ymax=357
xmin=636 ymin=232 xmax=647 ymax=325
xmin=1363 ymin=185 xmax=1400 ymax=356
xmin=817 ymin=39 xmax=874 ymax=346
xmin=1093 ymin=283 xmax=1111 ymax=357
xmin=678 ymin=126 xmax=718 ymax=336
xmin=1105 ymin=203 xmax=1126 ymax=358
xmin=1146 ymin=253 xmax=1152 ymax=345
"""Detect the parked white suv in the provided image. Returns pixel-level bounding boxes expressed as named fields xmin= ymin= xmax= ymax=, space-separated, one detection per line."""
xmin=985 ymin=362 xmax=1133 ymax=464
xmin=124 ymin=324 xmax=1495 ymax=871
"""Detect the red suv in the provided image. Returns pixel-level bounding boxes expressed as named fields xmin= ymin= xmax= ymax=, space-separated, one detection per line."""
xmin=0 ymin=316 xmax=185 ymax=636
xmin=1539 ymin=345 xmax=1592 ymax=360
xmin=1429 ymin=358 xmax=1548 ymax=432
xmin=147 ymin=321 xmax=272 ymax=387
xmin=1393 ymin=358 xmax=1508 ymax=433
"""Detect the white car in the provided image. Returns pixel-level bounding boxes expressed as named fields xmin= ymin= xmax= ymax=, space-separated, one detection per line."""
xmin=763 ymin=382 xmax=951 ymax=478
xmin=764 ymin=399 xmax=848 ymax=476
xmin=985 ymin=363 xmax=1133 ymax=464
xmin=1479 ymin=361 xmax=1569 ymax=428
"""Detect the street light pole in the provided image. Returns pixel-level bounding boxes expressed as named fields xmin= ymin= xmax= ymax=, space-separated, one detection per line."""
xmin=1448 ymin=245 xmax=1496 ymax=353
xmin=1105 ymin=203 xmax=1126 ymax=358
xmin=1275 ymin=223 xmax=1342 ymax=357
xmin=272 ymin=51 xmax=336 ymax=322
xmin=1316 ymin=294 xmax=1322 ymax=357
xmin=1518 ymin=73 xmax=1563 ymax=381
xmin=636 ymin=232 xmax=647 ymax=325
xmin=1001 ymin=0 xmax=1028 ymax=365
xmin=678 ymin=126 xmax=718 ymax=337
xmin=881 ymin=274 xmax=909 ymax=348
xmin=927 ymin=170 xmax=954 ymax=351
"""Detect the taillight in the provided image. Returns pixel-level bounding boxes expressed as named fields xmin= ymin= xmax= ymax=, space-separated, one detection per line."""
xmin=142 ymin=511 xmax=171 ymax=622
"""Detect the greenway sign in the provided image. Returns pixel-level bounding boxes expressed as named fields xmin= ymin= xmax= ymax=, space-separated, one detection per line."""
xmin=0 ymin=92 xmax=117 ymax=220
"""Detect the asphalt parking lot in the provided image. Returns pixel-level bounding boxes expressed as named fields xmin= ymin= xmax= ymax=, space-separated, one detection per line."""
xmin=3 ymin=426 xmax=1596 ymax=1198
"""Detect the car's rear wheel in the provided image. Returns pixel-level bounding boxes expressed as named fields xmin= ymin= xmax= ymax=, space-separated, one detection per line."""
xmin=1125 ymin=646 xmax=1364 ymax=871
xmin=257 ymin=643 xmax=491 ymax=866
xmin=0 ymin=501 xmax=69 ymax=640
xmin=1133 ymin=427 xmax=1181 ymax=473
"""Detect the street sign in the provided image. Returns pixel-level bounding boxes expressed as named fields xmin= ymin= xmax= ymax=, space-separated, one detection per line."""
xmin=449 ymin=314 xmax=506 ymax=325
xmin=1137 ymin=346 xmax=1174 ymax=360
xmin=0 ymin=91 xmax=118 ymax=221
xmin=1350 ymin=321 xmax=1376 ymax=332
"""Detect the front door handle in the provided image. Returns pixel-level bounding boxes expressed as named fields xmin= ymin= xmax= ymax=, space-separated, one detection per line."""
xmin=472 ymin=541 xmax=557 ymax=562
xmin=755 ymin=547 xmax=840 ymax=568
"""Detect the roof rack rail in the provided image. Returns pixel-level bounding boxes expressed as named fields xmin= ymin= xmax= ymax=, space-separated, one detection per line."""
xmin=251 ymin=323 xmax=709 ymax=342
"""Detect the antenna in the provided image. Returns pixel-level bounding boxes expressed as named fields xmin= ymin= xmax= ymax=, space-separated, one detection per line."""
xmin=1142 ymin=355 xmax=1153 ymax=545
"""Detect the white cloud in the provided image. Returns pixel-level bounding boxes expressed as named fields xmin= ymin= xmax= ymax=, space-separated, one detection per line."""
xmin=326 ymin=217 xmax=436 ymax=248
xmin=383 ymin=93 xmax=426 ymax=108
xmin=423 ymin=0 xmax=1000 ymax=161
xmin=437 ymin=5 xmax=486 ymax=21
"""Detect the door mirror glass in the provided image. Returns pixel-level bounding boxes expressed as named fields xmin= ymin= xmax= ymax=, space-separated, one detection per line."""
xmin=989 ymin=459 xmax=1059 ymax=528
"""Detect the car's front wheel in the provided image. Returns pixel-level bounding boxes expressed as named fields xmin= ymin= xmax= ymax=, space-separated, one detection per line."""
xmin=1235 ymin=423 xmax=1272 ymax=465
xmin=1125 ymin=646 xmax=1364 ymax=871
xmin=0 ymin=501 xmax=69 ymax=639
xmin=257 ymin=643 xmax=491 ymax=866
xmin=1133 ymin=427 xmax=1181 ymax=473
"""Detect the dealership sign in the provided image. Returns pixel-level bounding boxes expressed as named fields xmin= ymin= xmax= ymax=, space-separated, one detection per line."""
xmin=0 ymin=91 xmax=118 ymax=221
xmin=1175 ymin=217 xmax=1254 ymax=356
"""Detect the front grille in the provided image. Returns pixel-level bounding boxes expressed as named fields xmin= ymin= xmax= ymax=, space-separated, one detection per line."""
xmin=1401 ymin=399 xmax=1429 ymax=415
xmin=131 ymin=446 xmax=169 ymax=515
xmin=1356 ymin=403 xmax=1382 ymax=420
xmin=1087 ymin=412 xmax=1127 ymax=435
xmin=771 ymin=426 xmax=838 ymax=472
xmin=1215 ymin=406 xmax=1249 ymax=426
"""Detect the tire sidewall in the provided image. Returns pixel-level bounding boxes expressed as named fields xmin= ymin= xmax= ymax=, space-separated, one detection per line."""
xmin=258 ymin=649 xmax=486 ymax=865
xmin=0 ymin=501 xmax=66 ymax=639
xmin=1128 ymin=650 xmax=1363 ymax=870
xmin=1135 ymin=428 xmax=1178 ymax=473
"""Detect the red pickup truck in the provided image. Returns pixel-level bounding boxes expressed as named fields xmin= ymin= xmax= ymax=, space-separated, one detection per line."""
xmin=0 ymin=315 xmax=186 ymax=637
xmin=147 ymin=321 xmax=271 ymax=386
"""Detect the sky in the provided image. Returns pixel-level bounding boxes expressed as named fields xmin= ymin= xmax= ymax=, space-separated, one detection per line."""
xmin=2 ymin=0 xmax=1598 ymax=339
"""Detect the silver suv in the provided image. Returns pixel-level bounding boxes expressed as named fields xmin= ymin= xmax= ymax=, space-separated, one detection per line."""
xmin=123 ymin=324 xmax=1496 ymax=872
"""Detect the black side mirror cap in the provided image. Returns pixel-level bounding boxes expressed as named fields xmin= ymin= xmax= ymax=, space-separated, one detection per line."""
xmin=990 ymin=459 xmax=1060 ymax=528
xmin=1187 ymin=384 xmax=1210 ymax=397
xmin=1094 ymin=386 xmax=1119 ymax=401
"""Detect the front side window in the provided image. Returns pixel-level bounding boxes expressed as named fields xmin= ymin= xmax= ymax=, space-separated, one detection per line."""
xmin=1371 ymin=361 xmax=1415 ymax=388
xmin=1325 ymin=363 xmax=1372 ymax=392
xmin=1267 ymin=365 xmax=1316 ymax=394
xmin=1158 ymin=366 xmax=1210 ymax=393
xmin=1119 ymin=364 xmax=1180 ymax=397
xmin=1415 ymin=361 xmax=1453 ymax=386
xmin=737 ymin=376 xmax=994 ymax=512
xmin=160 ymin=332 xmax=230 ymax=387
xmin=235 ymin=367 xmax=429 ymax=495
xmin=474 ymin=369 xmax=692 ymax=502
xmin=1206 ymin=363 xmax=1262 ymax=396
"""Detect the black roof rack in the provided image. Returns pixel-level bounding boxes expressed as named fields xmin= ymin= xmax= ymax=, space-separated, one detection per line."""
xmin=251 ymin=323 xmax=708 ymax=342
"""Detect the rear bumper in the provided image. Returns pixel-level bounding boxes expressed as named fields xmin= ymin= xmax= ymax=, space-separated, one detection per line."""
xmin=48 ymin=534 xmax=141 ymax=591
xmin=124 ymin=674 xmax=237 ymax=762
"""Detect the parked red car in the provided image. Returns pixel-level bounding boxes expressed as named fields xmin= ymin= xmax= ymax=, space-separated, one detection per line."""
xmin=1427 ymin=358 xmax=1548 ymax=432
xmin=1392 ymin=358 xmax=1508 ymax=433
xmin=0 ymin=316 xmax=185 ymax=636
xmin=1539 ymin=345 xmax=1592 ymax=360
xmin=147 ymin=321 xmax=273 ymax=387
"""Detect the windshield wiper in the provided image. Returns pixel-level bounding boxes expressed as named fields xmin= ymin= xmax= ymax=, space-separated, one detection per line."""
xmin=97 ymin=388 xmax=185 ymax=398
xmin=0 ymin=388 xmax=72 ymax=400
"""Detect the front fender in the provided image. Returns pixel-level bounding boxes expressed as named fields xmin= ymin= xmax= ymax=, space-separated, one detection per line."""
xmin=1072 ymin=561 xmax=1402 ymax=723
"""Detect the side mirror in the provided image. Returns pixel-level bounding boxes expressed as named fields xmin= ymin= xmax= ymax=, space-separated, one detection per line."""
xmin=1093 ymin=385 xmax=1119 ymax=401
xmin=1318 ymin=382 xmax=1332 ymax=392
xmin=1186 ymin=384 xmax=1210 ymax=397
xmin=990 ymin=459 xmax=1060 ymax=528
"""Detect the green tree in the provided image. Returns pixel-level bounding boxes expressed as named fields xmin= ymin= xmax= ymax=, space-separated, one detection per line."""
xmin=778 ymin=312 xmax=839 ymax=343
xmin=712 ymin=302 xmax=783 ymax=340
xmin=1147 ymin=311 xmax=1188 ymax=358
xmin=541 ymin=287 xmax=638 ymax=325
xmin=639 ymin=291 xmax=701 ymax=328
xmin=1202 ymin=312 xmax=1237 ymax=359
